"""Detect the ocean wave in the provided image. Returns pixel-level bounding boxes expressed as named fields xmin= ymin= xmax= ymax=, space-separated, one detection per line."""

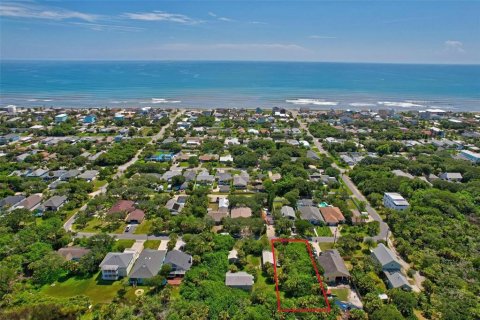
xmin=377 ymin=101 xmax=424 ymax=108
xmin=140 ymin=98 xmax=181 ymax=104
xmin=349 ymin=102 xmax=376 ymax=107
xmin=286 ymin=99 xmax=338 ymax=106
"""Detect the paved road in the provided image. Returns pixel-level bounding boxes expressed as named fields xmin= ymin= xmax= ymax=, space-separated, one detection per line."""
xmin=74 ymin=231 xmax=169 ymax=241
xmin=63 ymin=111 xmax=183 ymax=233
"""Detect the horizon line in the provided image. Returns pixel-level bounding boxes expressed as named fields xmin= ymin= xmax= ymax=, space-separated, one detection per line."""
xmin=2 ymin=59 xmax=480 ymax=66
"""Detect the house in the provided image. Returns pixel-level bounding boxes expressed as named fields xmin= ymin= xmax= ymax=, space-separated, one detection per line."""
xmin=384 ymin=271 xmax=412 ymax=291
xmin=57 ymin=247 xmax=91 ymax=261
xmin=163 ymin=250 xmax=193 ymax=277
xmin=114 ymin=113 xmax=125 ymax=121
xmin=165 ymin=198 xmax=185 ymax=215
xmin=383 ymin=192 xmax=410 ymax=211
xmin=298 ymin=206 xmax=324 ymax=225
xmin=125 ymin=209 xmax=145 ymax=224
xmin=225 ymin=271 xmax=254 ymax=290
xmin=77 ymin=170 xmax=99 ymax=182
xmin=228 ymin=249 xmax=238 ymax=263
xmin=14 ymin=194 xmax=42 ymax=211
xmin=439 ymin=172 xmax=463 ymax=182
xmin=262 ymin=250 xmax=274 ymax=267
xmin=109 ymin=200 xmax=135 ymax=214
xmin=219 ymin=155 xmax=234 ymax=163
xmin=0 ymin=195 xmax=26 ymax=209
xmin=297 ymin=198 xmax=314 ymax=207
xmin=317 ymin=249 xmax=351 ymax=284
xmin=371 ymin=244 xmax=402 ymax=272
xmin=129 ymin=250 xmax=167 ymax=285
xmin=83 ymin=114 xmax=96 ymax=124
xmin=41 ymin=195 xmax=67 ymax=212
xmin=459 ymin=150 xmax=480 ymax=164
xmin=26 ymin=168 xmax=49 ymax=178
xmin=207 ymin=207 xmax=229 ymax=224
xmin=280 ymin=206 xmax=296 ymax=220
xmin=197 ymin=171 xmax=215 ymax=185
xmin=233 ymin=174 xmax=249 ymax=189
xmin=231 ymin=207 xmax=252 ymax=218
xmin=225 ymin=137 xmax=240 ymax=145
xmin=55 ymin=113 xmax=68 ymax=123
xmin=319 ymin=207 xmax=345 ymax=226
xmin=100 ymin=252 xmax=135 ymax=280
xmin=216 ymin=172 xmax=232 ymax=185
xmin=60 ymin=169 xmax=81 ymax=181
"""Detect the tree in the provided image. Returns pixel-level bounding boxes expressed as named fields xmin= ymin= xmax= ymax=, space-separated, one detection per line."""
xmin=171 ymin=175 xmax=186 ymax=187
xmin=370 ymin=305 xmax=403 ymax=320
xmin=389 ymin=288 xmax=417 ymax=317
xmin=295 ymin=220 xmax=313 ymax=236
xmin=28 ymin=252 xmax=66 ymax=285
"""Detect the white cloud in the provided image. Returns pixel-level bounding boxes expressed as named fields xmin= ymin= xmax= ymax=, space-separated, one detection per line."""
xmin=218 ymin=17 xmax=234 ymax=22
xmin=208 ymin=12 xmax=217 ymax=17
xmin=71 ymin=22 xmax=144 ymax=32
xmin=0 ymin=2 xmax=98 ymax=22
xmin=444 ymin=40 xmax=465 ymax=53
xmin=248 ymin=21 xmax=267 ymax=25
xmin=208 ymin=11 xmax=233 ymax=22
xmin=123 ymin=11 xmax=201 ymax=24
xmin=309 ymin=35 xmax=336 ymax=39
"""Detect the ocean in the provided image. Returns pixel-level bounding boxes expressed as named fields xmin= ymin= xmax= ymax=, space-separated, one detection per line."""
xmin=0 ymin=61 xmax=479 ymax=111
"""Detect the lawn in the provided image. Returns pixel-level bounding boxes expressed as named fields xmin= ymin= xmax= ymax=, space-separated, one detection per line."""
xmin=134 ymin=220 xmax=153 ymax=234
xmin=75 ymin=217 xmax=125 ymax=234
xmin=179 ymin=161 xmax=190 ymax=167
xmin=93 ymin=180 xmax=107 ymax=190
xmin=330 ymin=288 xmax=349 ymax=301
xmin=315 ymin=226 xmax=332 ymax=237
xmin=41 ymin=272 xmax=127 ymax=305
xmin=144 ymin=240 xmax=161 ymax=249
xmin=112 ymin=239 xmax=135 ymax=251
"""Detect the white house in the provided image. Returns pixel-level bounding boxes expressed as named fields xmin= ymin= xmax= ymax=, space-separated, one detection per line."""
xmin=383 ymin=192 xmax=410 ymax=211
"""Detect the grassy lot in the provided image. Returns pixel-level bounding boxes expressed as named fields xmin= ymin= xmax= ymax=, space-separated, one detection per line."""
xmin=41 ymin=272 xmax=127 ymax=305
xmin=179 ymin=161 xmax=190 ymax=167
xmin=93 ymin=180 xmax=108 ymax=190
xmin=112 ymin=239 xmax=135 ymax=251
xmin=319 ymin=242 xmax=335 ymax=252
xmin=144 ymin=240 xmax=161 ymax=249
xmin=330 ymin=288 xmax=349 ymax=301
xmin=75 ymin=217 xmax=125 ymax=234
xmin=134 ymin=220 xmax=153 ymax=235
xmin=315 ymin=226 xmax=332 ymax=237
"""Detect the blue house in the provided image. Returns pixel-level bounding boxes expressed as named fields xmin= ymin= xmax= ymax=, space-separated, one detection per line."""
xmin=114 ymin=113 xmax=125 ymax=121
xmin=148 ymin=152 xmax=174 ymax=162
xmin=0 ymin=133 xmax=20 ymax=145
xmin=84 ymin=115 xmax=96 ymax=124
xmin=55 ymin=114 xmax=68 ymax=123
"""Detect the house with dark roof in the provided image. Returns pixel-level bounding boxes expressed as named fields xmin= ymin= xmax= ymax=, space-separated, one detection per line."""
xmin=77 ymin=170 xmax=99 ymax=182
xmin=129 ymin=250 xmax=167 ymax=285
xmin=100 ymin=252 xmax=135 ymax=280
xmin=0 ymin=195 xmax=26 ymax=209
xmin=317 ymin=249 xmax=351 ymax=284
xmin=233 ymin=174 xmax=249 ymax=189
xmin=225 ymin=271 xmax=254 ymax=290
xmin=319 ymin=207 xmax=345 ymax=226
xmin=58 ymin=247 xmax=91 ymax=261
xmin=164 ymin=250 xmax=193 ymax=277
xmin=298 ymin=206 xmax=324 ymax=225
xmin=371 ymin=243 xmax=402 ymax=272
xmin=40 ymin=195 xmax=67 ymax=212
xmin=384 ymin=271 xmax=412 ymax=291
xmin=216 ymin=172 xmax=232 ymax=185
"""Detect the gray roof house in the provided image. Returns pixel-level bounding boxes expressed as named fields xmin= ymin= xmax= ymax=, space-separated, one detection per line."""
xmin=371 ymin=243 xmax=402 ymax=272
xmin=196 ymin=171 xmax=215 ymax=185
xmin=0 ymin=195 xmax=26 ymax=209
xmin=317 ymin=249 xmax=351 ymax=284
xmin=100 ymin=252 xmax=135 ymax=280
xmin=129 ymin=250 xmax=167 ymax=284
xmin=77 ymin=170 xmax=99 ymax=181
xmin=307 ymin=150 xmax=321 ymax=160
xmin=233 ymin=175 xmax=248 ymax=189
xmin=384 ymin=271 xmax=412 ymax=291
xmin=41 ymin=195 xmax=68 ymax=212
xmin=439 ymin=172 xmax=463 ymax=182
xmin=225 ymin=271 xmax=254 ymax=290
xmin=60 ymin=169 xmax=81 ymax=181
xmin=164 ymin=250 xmax=193 ymax=277
xmin=280 ymin=206 xmax=296 ymax=220
xmin=298 ymin=206 xmax=324 ymax=225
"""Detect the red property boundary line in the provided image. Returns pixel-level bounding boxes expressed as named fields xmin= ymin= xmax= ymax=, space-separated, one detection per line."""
xmin=270 ymin=238 xmax=331 ymax=313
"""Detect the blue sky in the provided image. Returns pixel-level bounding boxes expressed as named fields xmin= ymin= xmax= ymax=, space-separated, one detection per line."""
xmin=1 ymin=1 xmax=479 ymax=63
